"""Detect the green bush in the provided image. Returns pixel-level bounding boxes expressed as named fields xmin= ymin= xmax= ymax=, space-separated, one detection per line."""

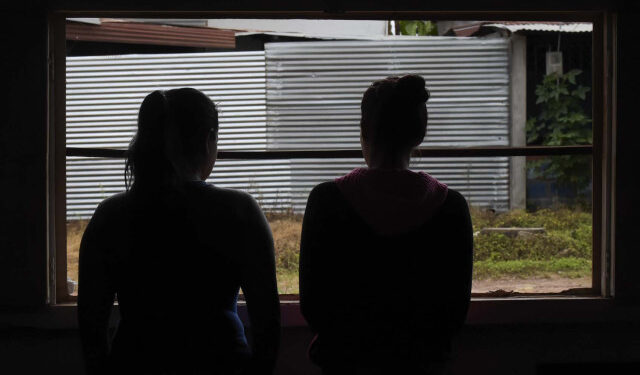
xmin=526 ymin=69 xmax=592 ymax=198
xmin=471 ymin=207 xmax=591 ymax=231
xmin=263 ymin=206 xmax=592 ymax=284
xmin=470 ymin=207 xmax=592 ymax=278
xmin=474 ymin=257 xmax=591 ymax=279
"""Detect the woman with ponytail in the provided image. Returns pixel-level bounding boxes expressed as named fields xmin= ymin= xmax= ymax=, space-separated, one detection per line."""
xmin=299 ymin=75 xmax=473 ymax=375
xmin=78 ymin=88 xmax=280 ymax=375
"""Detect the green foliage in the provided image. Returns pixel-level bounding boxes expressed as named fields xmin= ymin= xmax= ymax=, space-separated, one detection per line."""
xmin=526 ymin=69 xmax=592 ymax=195
xmin=474 ymin=257 xmax=591 ymax=279
xmin=470 ymin=207 xmax=592 ymax=232
xmin=473 ymin=231 xmax=591 ymax=262
xmin=396 ymin=20 xmax=438 ymax=36
xmin=265 ymin=208 xmax=592 ymax=282
xmin=471 ymin=207 xmax=592 ymax=277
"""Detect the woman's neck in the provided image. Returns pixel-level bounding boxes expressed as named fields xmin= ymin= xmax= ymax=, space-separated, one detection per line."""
xmin=366 ymin=153 xmax=410 ymax=171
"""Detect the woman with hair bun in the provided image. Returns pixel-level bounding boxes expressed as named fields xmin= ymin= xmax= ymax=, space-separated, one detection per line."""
xmin=78 ymin=88 xmax=280 ymax=375
xmin=300 ymin=75 xmax=473 ymax=375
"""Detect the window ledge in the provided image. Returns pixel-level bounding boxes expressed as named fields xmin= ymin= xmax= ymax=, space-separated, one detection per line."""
xmin=278 ymin=296 xmax=640 ymax=327
xmin=2 ymin=297 xmax=639 ymax=331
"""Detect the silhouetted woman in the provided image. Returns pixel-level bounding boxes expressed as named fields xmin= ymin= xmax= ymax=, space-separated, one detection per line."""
xmin=299 ymin=75 xmax=473 ymax=375
xmin=78 ymin=88 xmax=280 ymax=375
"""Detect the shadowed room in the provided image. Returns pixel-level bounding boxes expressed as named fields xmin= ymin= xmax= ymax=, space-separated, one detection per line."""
xmin=1 ymin=1 xmax=640 ymax=374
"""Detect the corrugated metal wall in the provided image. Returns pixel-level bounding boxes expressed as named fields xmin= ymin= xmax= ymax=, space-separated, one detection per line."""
xmin=66 ymin=51 xmax=288 ymax=218
xmin=265 ymin=38 xmax=510 ymax=211
xmin=67 ymin=38 xmax=511 ymax=219
xmin=67 ymin=51 xmax=267 ymax=150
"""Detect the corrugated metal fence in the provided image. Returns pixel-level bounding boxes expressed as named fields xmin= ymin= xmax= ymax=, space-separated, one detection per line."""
xmin=66 ymin=51 xmax=281 ymax=218
xmin=67 ymin=38 xmax=510 ymax=219
xmin=267 ymin=38 xmax=510 ymax=212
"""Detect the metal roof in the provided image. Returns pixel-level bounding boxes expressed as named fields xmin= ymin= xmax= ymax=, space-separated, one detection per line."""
xmin=447 ymin=21 xmax=592 ymax=36
xmin=66 ymin=20 xmax=236 ymax=49
xmin=484 ymin=22 xmax=592 ymax=33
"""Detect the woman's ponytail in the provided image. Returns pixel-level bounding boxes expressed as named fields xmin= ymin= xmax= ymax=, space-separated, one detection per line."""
xmin=125 ymin=88 xmax=218 ymax=191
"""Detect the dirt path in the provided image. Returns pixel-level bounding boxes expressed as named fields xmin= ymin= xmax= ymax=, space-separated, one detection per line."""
xmin=472 ymin=276 xmax=591 ymax=294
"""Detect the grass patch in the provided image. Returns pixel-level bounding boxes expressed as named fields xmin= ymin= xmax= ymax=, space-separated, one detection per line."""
xmin=471 ymin=207 xmax=592 ymax=280
xmin=66 ymin=206 xmax=592 ymax=291
xmin=276 ymin=269 xmax=300 ymax=295
xmin=66 ymin=220 xmax=86 ymax=283
xmin=474 ymin=257 xmax=591 ymax=280
xmin=266 ymin=213 xmax=303 ymax=272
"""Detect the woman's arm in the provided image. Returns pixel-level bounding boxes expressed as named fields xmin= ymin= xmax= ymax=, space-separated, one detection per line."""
xmin=428 ymin=190 xmax=473 ymax=354
xmin=77 ymin=201 xmax=116 ymax=375
xmin=441 ymin=190 xmax=474 ymax=333
xmin=410 ymin=190 xmax=473 ymax=364
xmin=299 ymin=183 xmax=331 ymax=333
xmin=239 ymin=196 xmax=281 ymax=374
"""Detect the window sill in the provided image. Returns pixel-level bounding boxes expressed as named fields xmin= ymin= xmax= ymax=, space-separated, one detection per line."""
xmin=2 ymin=297 xmax=639 ymax=331
xmin=277 ymin=296 xmax=640 ymax=327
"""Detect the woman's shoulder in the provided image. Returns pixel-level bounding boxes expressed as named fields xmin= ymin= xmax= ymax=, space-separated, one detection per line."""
xmin=195 ymin=184 xmax=263 ymax=217
xmin=310 ymin=180 xmax=340 ymax=194
xmin=92 ymin=192 xmax=128 ymax=218
xmin=208 ymin=184 xmax=257 ymax=203
xmin=199 ymin=183 xmax=254 ymax=201
xmin=307 ymin=181 xmax=342 ymax=205
xmin=438 ymin=188 xmax=470 ymax=217
xmin=443 ymin=188 xmax=467 ymax=205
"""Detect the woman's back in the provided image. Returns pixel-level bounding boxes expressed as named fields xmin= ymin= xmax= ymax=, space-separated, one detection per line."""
xmin=300 ymin=175 xmax=473 ymax=370
xmin=79 ymin=88 xmax=280 ymax=375
xmin=299 ymin=74 xmax=472 ymax=374
xmin=79 ymin=182 xmax=280 ymax=374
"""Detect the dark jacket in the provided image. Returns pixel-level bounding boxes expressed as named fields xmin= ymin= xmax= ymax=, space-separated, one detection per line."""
xmin=299 ymin=179 xmax=473 ymax=370
xmin=78 ymin=182 xmax=281 ymax=375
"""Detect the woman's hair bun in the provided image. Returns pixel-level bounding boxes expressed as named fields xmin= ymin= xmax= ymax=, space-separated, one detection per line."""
xmin=396 ymin=74 xmax=430 ymax=104
xmin=360 ymin=74 xmax=430 ymax=152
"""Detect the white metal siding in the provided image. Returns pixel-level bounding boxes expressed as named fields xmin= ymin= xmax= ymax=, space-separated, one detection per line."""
xmin=66 ymin=51 xmax=279 ymax=218
xmin=67 ymin=51 xmax=268 ymax=150
xmin=67 ymin=38 xmax=511 ymax=219
xmin=265 ymin=39 xmax=510 ymax=211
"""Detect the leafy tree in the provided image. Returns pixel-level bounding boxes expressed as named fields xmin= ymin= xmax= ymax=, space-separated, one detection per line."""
xmin=526 ymin=69 xmax=592 ymax=200
xmin=396 ymin=20 xmax=438 ymax=36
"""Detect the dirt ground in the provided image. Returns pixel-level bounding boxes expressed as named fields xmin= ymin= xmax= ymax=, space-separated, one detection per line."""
xmin=471 ymin=275 xmax=591 ymax=294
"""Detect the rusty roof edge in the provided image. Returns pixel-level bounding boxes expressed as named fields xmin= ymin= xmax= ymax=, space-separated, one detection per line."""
xmin=66 ymin=19 xmax=236 ymax=49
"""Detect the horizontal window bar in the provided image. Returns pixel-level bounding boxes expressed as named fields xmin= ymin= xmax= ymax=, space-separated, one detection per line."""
xmin=67 ymin=145 xmax=593 ymax=159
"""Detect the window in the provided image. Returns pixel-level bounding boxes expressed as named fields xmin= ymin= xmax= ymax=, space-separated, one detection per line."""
xmin=54 ymin=15 xmax=609 ymax=303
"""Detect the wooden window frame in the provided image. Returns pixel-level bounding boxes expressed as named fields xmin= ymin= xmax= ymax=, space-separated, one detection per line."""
xmin=49 ymin=10 xmax=615 ymax=314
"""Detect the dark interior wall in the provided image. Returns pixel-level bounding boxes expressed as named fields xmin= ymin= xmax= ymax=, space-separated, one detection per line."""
xmin=614 ymin=7 xmax=640 ymax=302
xmin=2 ymin=324 xmax=640 ymax=374
xmin=2 ymin=2 xmax=640 ymax=375
xmin=0 ymin=12 xmax=48 ymax=308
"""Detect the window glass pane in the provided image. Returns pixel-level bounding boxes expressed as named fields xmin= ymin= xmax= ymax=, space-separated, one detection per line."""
xmin=66 ymin=156 xmax=126 ymax=295
xmin=65 ymin=18 xmax=595 ymax=297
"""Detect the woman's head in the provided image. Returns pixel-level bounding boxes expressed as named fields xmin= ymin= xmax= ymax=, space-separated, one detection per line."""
xmin=125 ymin=88 xmax=218 ymax=190
xmin=360 ymin=74 xmax=430 ymax=168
